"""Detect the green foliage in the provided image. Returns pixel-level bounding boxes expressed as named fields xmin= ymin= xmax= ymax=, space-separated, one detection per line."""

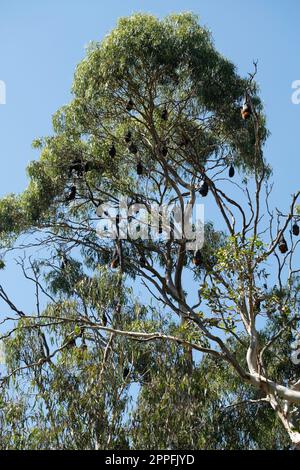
xmin=1 ymin=315 xmax=292 ymax=449
xmin=131 ymin=344 xmax=290 ymax=450
xmin=0 ymin=13 xmax=267 ymax=245
xmin=0 ymin=12 xmax=293 ymax=451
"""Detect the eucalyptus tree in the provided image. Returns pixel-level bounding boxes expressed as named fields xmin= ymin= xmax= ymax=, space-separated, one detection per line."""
xmin=0 ymin=12 xmax=300 ymax=449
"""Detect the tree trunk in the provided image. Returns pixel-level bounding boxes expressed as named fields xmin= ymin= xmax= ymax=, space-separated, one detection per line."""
xmin=291 ymin=432 xmax=300 ymax=450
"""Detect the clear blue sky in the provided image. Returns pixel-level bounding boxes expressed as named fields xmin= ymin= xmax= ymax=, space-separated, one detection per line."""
xmin=0 ymin=0 xmax=300 ymax=313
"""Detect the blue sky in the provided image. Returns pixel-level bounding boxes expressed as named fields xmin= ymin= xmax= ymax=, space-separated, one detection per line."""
xmin=0 ymin=0 xmax=300 ymax=314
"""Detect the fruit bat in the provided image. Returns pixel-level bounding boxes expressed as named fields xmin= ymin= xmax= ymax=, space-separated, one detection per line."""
xmin=111 ymin=256 xmax=120 ymax=269
xmin=129 ymin=143 xmax=138 ymax=154
xmin=123 ymin=366 xmax=130 ymax=379
xmin=161 ymin=108 xmax=168 ymax=121
xmin=137 ymin=161 xmax=143 ymax=175
xmin=125 ymin=131 xmax=132 ymax=143
xmin=229 ymin=165 xmax=235 ymax=178
xmin=109 ymin=144 xmax=116 ymax=158
xmin=199 ymin=180 xmax=209 ymax=197
xmin=161 ymin=145 xmax=168 ymax=157
xmin=65 ymin=186 xmax=76 ymax=202
xmin=111 ymin=248 xmax=120 ymax=269
xmin=158 ymin=211 xmax=163 ymax=234
xmin=241 ymin=103 xmax=251 ymax=120
xmin=278 ymin=236 xmax=288 ymax=254
xmin=126 ymin=99 xmax=134 ymax=112
xmin=254 ymin=298 xmax=261 ymax=312
xmin=293 ymin=223 xmax=300 ymax=236
xmin=69 ymin=159 xmax=83 ymax=178
xmin=102 ymin=313 xmax=108 ymax=327
xmin=192 ymin=250 xmax=202 ymax=267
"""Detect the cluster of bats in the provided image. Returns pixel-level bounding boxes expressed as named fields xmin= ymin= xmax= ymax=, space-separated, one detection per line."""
xmin=64 ymin=95 xmax=265 ymax=274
